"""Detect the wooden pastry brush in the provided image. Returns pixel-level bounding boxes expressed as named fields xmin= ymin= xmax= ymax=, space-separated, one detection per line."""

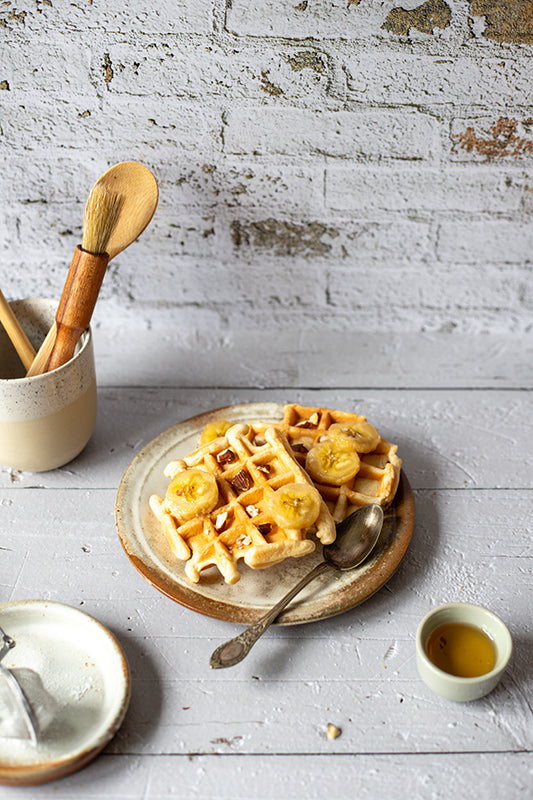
xmin=41 ymin=184 xmax=124 ymax=374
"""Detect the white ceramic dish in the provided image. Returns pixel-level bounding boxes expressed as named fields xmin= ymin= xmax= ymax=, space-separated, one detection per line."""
xmin=416 ymin=602 xmax=513 ymax=702
xmin=0 ymin=600 xmax=131 ymax=786
xmin=115 ymin=402 xmax=415 ymax=625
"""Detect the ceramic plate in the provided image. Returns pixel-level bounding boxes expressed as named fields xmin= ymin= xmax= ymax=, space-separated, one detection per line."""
xmin=0 ymin=600 xmax=131 ymax=786
xmin=115 ymin=402 xmax=415 ymax=625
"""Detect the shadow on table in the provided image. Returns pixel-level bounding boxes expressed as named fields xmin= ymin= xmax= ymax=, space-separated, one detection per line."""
xmin=105 ymin=630 xmax=164 ymax=752
xmin=255 ymin=434 xmax=443 ymax=673
xmin=496 ymin=631 xmax=533 ymax=696
xmin=317 ymin=433 xmax=442 ymax=633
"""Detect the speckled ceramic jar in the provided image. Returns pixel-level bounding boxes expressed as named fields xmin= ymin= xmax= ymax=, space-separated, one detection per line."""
xmin=0 ymin=299 xmax=96 ymax=472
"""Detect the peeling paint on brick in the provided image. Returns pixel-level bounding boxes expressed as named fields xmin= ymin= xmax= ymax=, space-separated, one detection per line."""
xmin=287 ymin=51 xmax=326 ymax=74
xmin=383 ymin=0 xmax=451 ymax=36
xmin=32 ymin=0 xmax=52 ymax=12
xmin=0 ymin=7 xmax=27 ymax=27
xmin=230 ymin=219 xmax=338 ymax=256
xmin=103 ymin=52 xmax=114 ymax=84
xmin=469 ymin=0 xmax=533 ymax=44
xmin=260 ymin=71 xmax=283 ymax=96
xmin=456 ymin=118 xmax=533 ymax=159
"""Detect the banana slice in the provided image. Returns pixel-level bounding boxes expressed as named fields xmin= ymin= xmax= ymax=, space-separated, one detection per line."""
xmin=328 ymin=421 xmax=380 ymax=453
xmin=305 ymin=437 xmax=360 ymax=485
xmin=200 ymin=419 xmax=233 ymax=445
xmin=164 ymin=468 xmax=219 ymax=522
xmin=269 ymin=483 xmax=321 ymax=528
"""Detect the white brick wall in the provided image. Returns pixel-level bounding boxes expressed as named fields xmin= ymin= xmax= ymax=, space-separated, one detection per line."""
xmin=343 ymin=53 xmax=533 ymax=109
xmin=224 ymin=107 xmax=439 ymax=159
xmin=1 ymin=0 xmax=532 ymax=339
xmin=326 ymin=165 xmax=527 ymax=213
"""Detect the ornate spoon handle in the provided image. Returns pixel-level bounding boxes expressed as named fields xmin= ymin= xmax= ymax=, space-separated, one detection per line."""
xmin=210 ymin=561 xmax=332 ymax=669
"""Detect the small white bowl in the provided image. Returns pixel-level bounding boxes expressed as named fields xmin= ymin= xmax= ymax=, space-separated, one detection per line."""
xmin=416 ymin=602 xmax=513 ymax=702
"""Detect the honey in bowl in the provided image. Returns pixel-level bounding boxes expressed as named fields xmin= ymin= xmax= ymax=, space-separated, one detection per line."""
xmin=426 ymin=622 xmax=496 ymax=678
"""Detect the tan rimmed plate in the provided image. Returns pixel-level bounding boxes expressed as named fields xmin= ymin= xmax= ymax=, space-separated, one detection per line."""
xmin=0 ymin=600 xmax=131 ymax=786
xmin=115 ymin=402 xmax=415 ymax=625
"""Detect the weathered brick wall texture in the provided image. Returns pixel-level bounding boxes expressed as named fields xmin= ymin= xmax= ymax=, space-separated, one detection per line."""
xmin=1 ymin=0 xmax=532 ymax=336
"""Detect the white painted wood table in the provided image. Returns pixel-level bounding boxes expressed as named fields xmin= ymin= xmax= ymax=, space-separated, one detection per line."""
xmin=0 ymin=330 xmax=532 ymax=799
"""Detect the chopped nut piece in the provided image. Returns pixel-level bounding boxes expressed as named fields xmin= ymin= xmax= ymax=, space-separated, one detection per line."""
xmin=245 ymin=504 xmax=260 ymax=518
xmin=217 ymin=448 xmax=236 ymax=465
xmin=295 ymin=413 xmax=319 ymax=428
xmin=236 ymin=534 xmax=252 ymax=549
xmin=257 ymin=463 xmax=272 ymax=476
xmin=326 ymin=723 xmax=341 ymax=740
xmin=256 ymin=523 xmax=272 ymax=535
xmin=292 ymin=443 xmax=309 ymax=454
xmin=231 ymin=469 xmax=251 ymax=493
xmin=253 ymin=436 xmax=266 ymax=447
xmin=214 ymin=511 xmax=228 ymax=531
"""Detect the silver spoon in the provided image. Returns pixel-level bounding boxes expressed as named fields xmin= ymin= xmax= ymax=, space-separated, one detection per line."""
xmin=0 ymin=625 xmax=39 ymax=743
xmin=209 ymin=503 xmax=384 ymax=669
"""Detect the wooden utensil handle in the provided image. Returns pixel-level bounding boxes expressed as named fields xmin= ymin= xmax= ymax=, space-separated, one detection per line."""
xmin=0 ymin=290 xmax=36 ymax=370
xmin=25 ymin=322 xmax=57 ymax=377
xmin=43 ymin=245 xmax=109 ymax=373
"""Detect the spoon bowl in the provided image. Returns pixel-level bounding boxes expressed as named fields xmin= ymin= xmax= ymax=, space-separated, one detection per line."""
xmin=94 ymin=161 xmax=158 ymax=260
xmin=210 ymin=503 xmax=384 ymax=669
xmin=324 ymin=503 xmax=383 ymax=571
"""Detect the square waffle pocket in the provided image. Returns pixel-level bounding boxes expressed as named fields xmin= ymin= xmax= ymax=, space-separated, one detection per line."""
xmin=263 ymin=403 xmax=402 ymax=523
xmin=149 ymin=422 xmax=336 ymax=585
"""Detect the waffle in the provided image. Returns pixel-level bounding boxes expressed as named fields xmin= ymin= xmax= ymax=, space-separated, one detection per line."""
xmin=261 ymin=403 xmax=402 ymax=523
xmin=149 ymin=422 xmax=336 ymax=585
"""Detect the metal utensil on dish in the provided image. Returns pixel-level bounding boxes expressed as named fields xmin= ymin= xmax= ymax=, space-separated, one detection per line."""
xmin=210 ymin=503 xmax=384 ymax=669
xmin=0 ymin=625 xmax=39 ymax=744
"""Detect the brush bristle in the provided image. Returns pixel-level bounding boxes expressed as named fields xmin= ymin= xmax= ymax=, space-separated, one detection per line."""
xmin=82 ymin=185 xmax=124 ymax=254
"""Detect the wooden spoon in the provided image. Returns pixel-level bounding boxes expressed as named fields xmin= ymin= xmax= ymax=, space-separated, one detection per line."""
xmin=93 ymin=161 xmax=159 ymax=261
xmin=0 ymin=289 xmax=36 ymax=370
xmin=26 ymin=162 xmax=158 ymax=376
